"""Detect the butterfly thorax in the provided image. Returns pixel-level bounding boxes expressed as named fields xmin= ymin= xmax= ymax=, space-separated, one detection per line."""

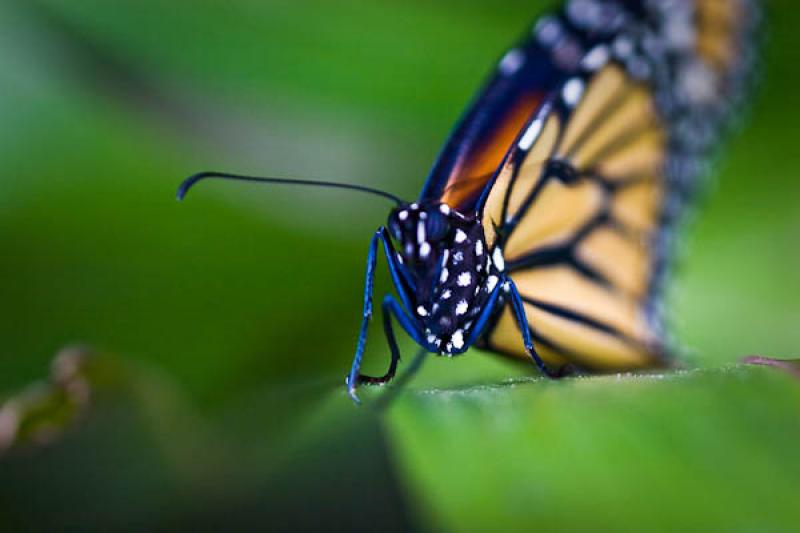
xmin=388 ymin=202 xmax=496 ymax=354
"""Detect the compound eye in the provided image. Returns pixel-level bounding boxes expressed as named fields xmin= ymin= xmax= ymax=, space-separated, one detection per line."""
xmin=425 ymin=210 xmax=450 ymax=241
xmin=389 ymin=219 xmax=402 ymax=240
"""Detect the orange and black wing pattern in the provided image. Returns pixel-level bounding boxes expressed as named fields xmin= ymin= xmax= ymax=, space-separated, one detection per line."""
xmin=461 ymin=0 xmax=759 ymax=369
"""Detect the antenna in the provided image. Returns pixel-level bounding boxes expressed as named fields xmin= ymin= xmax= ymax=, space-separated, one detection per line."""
xmin=177 ymin=171 xmax=404 ymax=205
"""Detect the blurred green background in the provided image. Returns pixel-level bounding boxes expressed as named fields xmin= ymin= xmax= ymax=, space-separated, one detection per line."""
xmin=1 ymin=0 xmax=798 ymax=531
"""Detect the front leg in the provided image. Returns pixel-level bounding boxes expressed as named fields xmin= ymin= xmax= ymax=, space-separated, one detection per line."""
xmin=506 ymin=278 xmax=570 ymax=378
xmin=345 ymin=229 xmax=383 ymax=403
xmin=354 ymin=295 xmax=405 ymax=387
xmin=345 ymin=229 xmax=419 ymax=403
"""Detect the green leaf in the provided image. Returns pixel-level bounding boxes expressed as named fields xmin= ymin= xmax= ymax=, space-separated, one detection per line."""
xmin=385 ymin=365 xmax=800 ymax=531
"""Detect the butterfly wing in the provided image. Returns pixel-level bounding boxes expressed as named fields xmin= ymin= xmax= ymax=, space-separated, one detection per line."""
xmin=477 ymin=0 xmax=760 ymax=369
xmin=418 ymin=18 xmax=570 ymax=213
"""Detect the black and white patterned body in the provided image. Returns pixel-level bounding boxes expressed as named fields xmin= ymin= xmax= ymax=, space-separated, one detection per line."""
xmin=387 ymin=203 xmax=504 ymax=355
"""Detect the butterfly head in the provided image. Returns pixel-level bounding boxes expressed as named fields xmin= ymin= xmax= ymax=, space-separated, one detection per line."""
xmin=388 ymin=202 xmax=458 ymax=268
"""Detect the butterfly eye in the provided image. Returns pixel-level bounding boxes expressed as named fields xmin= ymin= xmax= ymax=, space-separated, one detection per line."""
xmin=425 ymin=210 xmax=450 ymax=241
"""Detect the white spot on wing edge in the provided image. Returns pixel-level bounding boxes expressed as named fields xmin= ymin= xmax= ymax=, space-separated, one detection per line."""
xmin=562 ymin=78 xmax=584 ymax=107
xmin=492 ymin=247 xmax=505 ymax=272
xmin=581 ymin=44 xmax=609 ymax=71
xmin=518 ymin=117 xmax=544 ymax=151
xmin=486 ymin=275 xmax=499 ymax=293
xmin=416 ymin=306 xmax=428 ymax=317
xmin=499 ymin=48 xmax=525 ymax=75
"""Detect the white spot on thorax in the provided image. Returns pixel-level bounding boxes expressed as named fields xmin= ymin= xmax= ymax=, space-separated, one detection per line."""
xmin=562 ymin=78 xmax=584 ymax=107
xmin=499 ymin=48 xmax=525 ymax=75
xmin=457 ymin=272 xmax=472 ymax=287
xmin=419 ymin=241 xmax=431 ymax=259
xmin=455 ymin=229 xmax=468 ymax=243
xmin=417 ymin=221 xmax=426 ymax=244
xmin=455 ymin=300 xmax=469 ymax=316
xmin=451 ymin=330 xmax=465 ymax=350
xmin=492 ymin=247 xmax=505 ymax=272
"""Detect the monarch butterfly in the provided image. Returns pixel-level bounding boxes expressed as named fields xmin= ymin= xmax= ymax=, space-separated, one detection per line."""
xmin=178 ymin=0 xmax=760 ymax=402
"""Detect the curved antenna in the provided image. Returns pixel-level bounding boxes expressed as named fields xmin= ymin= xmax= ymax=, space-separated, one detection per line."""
xmin=177 ymin=171 xmax=404 ymax=205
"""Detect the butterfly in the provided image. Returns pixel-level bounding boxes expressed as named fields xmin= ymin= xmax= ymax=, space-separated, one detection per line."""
xmin=178 ymin=0 xmax=760 ymax=402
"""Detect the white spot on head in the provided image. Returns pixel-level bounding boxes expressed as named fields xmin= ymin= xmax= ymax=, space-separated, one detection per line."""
xmin=475 ymin=240 xmax=484 ymax=256
xmin=492 ymin=247 xmax=505 ymax=272
xmin=499 ymin=48 xmax=525 ymax=75
xmin=581 ymin=45 xmax=609 ymax=71
xmin=439 ymin=204 xmax=451 ymax=215
xmin=398 ymin=210 xmax=408 ymax=221
xmin=454 ymin=229 xmax=468 ymax=243
xmin=455 ymin=300 xmax=469 ymax=316
xmin=518 ymin=117 xmax=543 ymax=151
xmin=416 ymin=305 xmax=428 ymax=317
xmin=442 ymin=289 xmax=452 ymax=300
xmin=486 ymin=275 xmax=499 ymax=292
xmin=457 ymin=272 xmax=472 ymax=287
xmin=410 ymin=203 xmax=419 ymax=210
xmin=451 ymin=330 xmax=465 ymax=350
xmin=419 ymin=241 xmax=431 ymax=259
xmin=562 ymin=78 xmax=584 ymax=107
xmin=440 ymin=268 xmax=449 ymax=283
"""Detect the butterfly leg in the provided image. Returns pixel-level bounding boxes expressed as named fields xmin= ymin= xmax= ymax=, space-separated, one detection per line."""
xmin=353 ymin=295 xmax=405 ymax=387
xmin=506 ymin=278 xmax=569 ymax=378
xmin=346 ymin=229 xmax=382 ymax=403
xmin=346 ymin=229 xmax=418 ymax=403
